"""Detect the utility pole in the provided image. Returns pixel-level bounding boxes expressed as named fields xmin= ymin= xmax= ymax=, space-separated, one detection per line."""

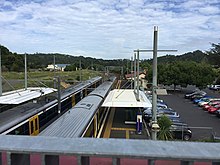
xmin=126 ymin=59 xmax=129 ymax=75
xmin=137 ymin=50 xmax=140 ymax=101
xmin=151 ymin=26 xmax=158 ymax=140
xmin=121 ymin=66 xmax=123 ymax=80
xmin=131 ymin=56 xmax=133 ymax=89
xmin=57 ymin=76 xmax=61 ymax=114
xmin=134 ymin=53 xmax=137 ymax=93
xmin=24 ymin=53 xmax=27 ymax=90
xmin=0 ymin=48 xmax=2 ymax=96
xmin=53 ymin=55 xmax=56 ymax=88
xmin=134 ymin=26 xmax=177 ymax=140
xmin=80 ymin=60 xmax=82 ymax=82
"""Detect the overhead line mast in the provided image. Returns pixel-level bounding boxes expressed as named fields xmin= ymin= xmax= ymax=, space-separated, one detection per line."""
xmin=134 ymin=26 xmax=177 ymax=140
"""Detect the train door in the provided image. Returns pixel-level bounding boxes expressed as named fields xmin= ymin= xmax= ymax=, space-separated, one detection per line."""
xmin=29 ymin=115 xmax=39 ymax=136
xmin=71 ymin=94 xmax=76 ymax=107
xmin=94 ymin=114 xmax=98 ymax=137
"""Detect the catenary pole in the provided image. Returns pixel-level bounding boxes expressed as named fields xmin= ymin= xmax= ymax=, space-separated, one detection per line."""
xmin=133 ymin=26 xmax=177 ymax=140
xmin=137 ymin=50 xmax=140 ymax=101
xmin=0 ymin=48 xmax=2 ymax=96
xmin=134 ymin=53 xmax=137 ymax=93
xmin=131 ymin=56 xmax=133 ymax=89
xmin=25 ymin=53 xmax=27 ymax=90
xmin=151 ymin=26 xmax=158 ymax=140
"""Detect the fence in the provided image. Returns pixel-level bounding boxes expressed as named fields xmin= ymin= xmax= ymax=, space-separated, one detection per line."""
xmin=1 ymin=135 xmax=220 ymax=165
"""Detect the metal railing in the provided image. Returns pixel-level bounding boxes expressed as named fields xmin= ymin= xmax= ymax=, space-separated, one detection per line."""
xmin=0 ymin=135 xmax=220 ymax=165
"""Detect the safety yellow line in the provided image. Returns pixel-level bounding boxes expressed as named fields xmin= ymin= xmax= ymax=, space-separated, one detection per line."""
xmin=103 ymin=108 xmax=115 ymax=138
xmin=118 ymin=80 xmax=121 ymax=89
xmin=126 ymin=130 xmax=129 ymax=139
xmin=115 ymin=81 xmax=118 ymax=89
xmin=111 ymin=127 xmax=136 ymax=131
xmin=116 ymin=80 xmax=122 ymax=89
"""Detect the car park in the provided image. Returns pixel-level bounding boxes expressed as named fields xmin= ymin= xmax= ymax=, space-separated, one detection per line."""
xmin=160 ymin=88 xmax=220 ymax=140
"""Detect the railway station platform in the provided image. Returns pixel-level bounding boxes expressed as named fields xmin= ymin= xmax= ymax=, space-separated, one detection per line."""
xmin=101 ymin=88 xmax=151 ymax=140
xmin=102 ymin=107 xmax=150 ymax=140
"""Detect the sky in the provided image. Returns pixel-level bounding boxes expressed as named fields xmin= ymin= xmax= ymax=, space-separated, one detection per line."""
xmin=0 ymin=0 xmax=220 ymax=60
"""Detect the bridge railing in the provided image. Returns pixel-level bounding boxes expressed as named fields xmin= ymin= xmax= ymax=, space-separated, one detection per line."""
xmin=0 ymin=135 xmax=220 ymax=165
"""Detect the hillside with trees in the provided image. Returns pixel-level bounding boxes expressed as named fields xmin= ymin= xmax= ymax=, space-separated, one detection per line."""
xmin=1 ymin=43 xmax=220 ymax=71
xmin=1 ymin=42 xmax=220 ymax=89
xmin=0 ymin=42 xmax=219 ymax=76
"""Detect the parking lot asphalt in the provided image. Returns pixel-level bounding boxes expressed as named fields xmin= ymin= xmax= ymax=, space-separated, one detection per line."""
xmin=159 ymin=88 xmax=220 ymax=140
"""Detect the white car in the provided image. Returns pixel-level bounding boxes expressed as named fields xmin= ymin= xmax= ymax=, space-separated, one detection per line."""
xmin=212 ymin=85 xmax=220 ymax=91
xmin=198 ymin=98 xmax=220 ymax=106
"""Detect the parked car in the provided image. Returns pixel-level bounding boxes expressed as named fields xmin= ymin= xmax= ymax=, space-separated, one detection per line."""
xmin=193 ymin=96 xmax=212 ymax=104
xmin=170 ymin=123 xmax=192 ymax=141
xmin=203 ymin=101 xmax=220 ymax=111
xmin=185 ymin=90 xmax=206 ymax=99
xmin=210 ymin=85 xmax=220 ymax=91
xmin=143 ymin=108 xmax=179 ymax=122
xmin=157 ymin=102 xmax=168 ymax=109
xmin=198 ymin=98 xmax=220 ymax=107
xmin=191 ymin=94 xmax=207 ymax=101
xmin=215 ymin=110 xmax=220 ymax=117
xmin=208 ymin=104 xmax=220 ymax=114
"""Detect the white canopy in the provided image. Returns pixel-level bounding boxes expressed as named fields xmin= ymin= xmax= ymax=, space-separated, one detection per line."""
xmin=102 ymin=89 xmax=152 ymax=108
xmin=0 ymin=87 xmax=56 ymax=104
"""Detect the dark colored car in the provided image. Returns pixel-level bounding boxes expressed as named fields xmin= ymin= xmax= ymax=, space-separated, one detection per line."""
xmin=170 ymin=123 xmax=192 ymax=141
xmin=215 ymin=110 xmax=220 ymax=117
xmin=184 ymin=90 xmax=206 ymax=99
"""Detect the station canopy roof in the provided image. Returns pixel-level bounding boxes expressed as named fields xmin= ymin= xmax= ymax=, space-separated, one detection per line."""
xmin=0 ymin=87 xmax=56 ymax=105
xmin=102 ymin=89 xmax=152 ymax=108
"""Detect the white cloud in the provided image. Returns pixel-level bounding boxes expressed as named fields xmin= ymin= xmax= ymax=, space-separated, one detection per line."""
xmin=0 ymin=0 xmax=219 ymax=59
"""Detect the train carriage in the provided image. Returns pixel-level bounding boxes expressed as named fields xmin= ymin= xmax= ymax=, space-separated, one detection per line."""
xmin=0 ymin=76 xmax=102 ymax=136
xmin=40 ymin=77 xmax=116 ymax=138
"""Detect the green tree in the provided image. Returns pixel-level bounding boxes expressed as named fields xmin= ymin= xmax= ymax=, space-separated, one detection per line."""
xmin=157 ymin=115 xmax=173 ymax=140
xmin=157 ymin=61 xmax=216 ymax=89
xmin=65 ymin=64 xmax=76 ymax=71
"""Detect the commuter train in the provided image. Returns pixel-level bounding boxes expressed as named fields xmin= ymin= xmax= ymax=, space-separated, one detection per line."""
xmin=39 ymin=76 xmax=116 ymax=138
xmin=0 ymin=76 xmax=102 ymax=136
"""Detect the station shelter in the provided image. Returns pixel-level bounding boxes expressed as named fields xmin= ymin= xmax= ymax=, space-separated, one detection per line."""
xmin=102 ymin=89 xmax=152 ymax=133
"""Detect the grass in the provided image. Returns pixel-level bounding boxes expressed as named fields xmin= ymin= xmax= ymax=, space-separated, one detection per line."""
xmin=1 ymin=70 xmax=103 ymax=92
